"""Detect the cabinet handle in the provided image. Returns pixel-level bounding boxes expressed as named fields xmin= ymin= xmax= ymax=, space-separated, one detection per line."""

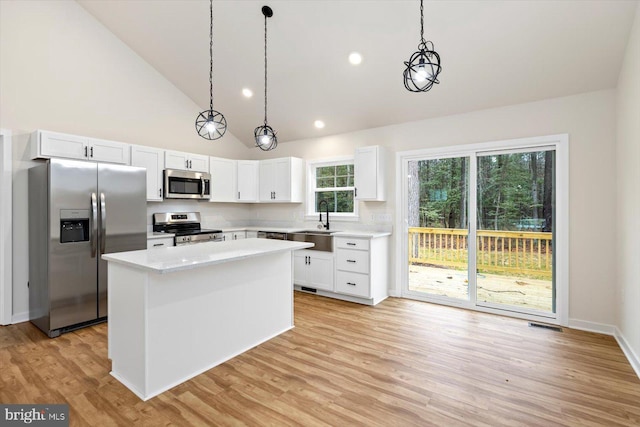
xmin=90 ymin=146 xmax=94 ymax=157
xmin=355 ymin=188 xmax=357 ymax=198
xmin=153 ymin=243 xmax=164 ymax=247
xmin=186 ymin=160 xmax=189 ymax=168
xmin=238 ymin=191 xmax=241 ymax=199
xmin=346 ymin=242 xmax=356 ymax=246
xmin=346 ymin=282 xmax=356 ymax=286
xmin=347 ymin=260 xmax=356 ymax=263
xmin=84 ymin=146 xmax=88 ymax=157
xmin=159 ymin=188 xmax=162 ymax=198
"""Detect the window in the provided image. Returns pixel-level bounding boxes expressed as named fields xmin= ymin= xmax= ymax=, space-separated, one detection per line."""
xmin=307 ymin=158 xmax=358 ymax=218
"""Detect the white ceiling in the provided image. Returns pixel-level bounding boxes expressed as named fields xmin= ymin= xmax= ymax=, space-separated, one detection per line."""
xmin=77 ymin=0 xmax=637 ymax=147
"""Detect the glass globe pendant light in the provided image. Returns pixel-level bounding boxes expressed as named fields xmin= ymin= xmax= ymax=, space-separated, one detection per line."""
xmin=254 ymin=6 xmax=277 ymax=151
xmin=403 ymin=0 xmax=442 ymax=92
xmin=195 ymin=0 xmax=227 ymax=140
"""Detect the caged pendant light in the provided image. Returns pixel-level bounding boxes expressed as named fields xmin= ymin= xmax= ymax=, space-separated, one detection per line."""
xmin=254 ymin=5 xmax=277 ymax=151
xmin=195 ymin=0 xmax=227 ymax=140
xmin=403 ymin=0 xmax=442 ymax=92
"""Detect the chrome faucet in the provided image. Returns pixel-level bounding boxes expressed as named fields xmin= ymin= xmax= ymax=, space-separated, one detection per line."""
xmin=318 ymin=199 xmax=330 ymax=230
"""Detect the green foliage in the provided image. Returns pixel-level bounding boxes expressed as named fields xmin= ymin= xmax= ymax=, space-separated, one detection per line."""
xmin=415 ymin=151 xmax=553 ymax=230
xmin=315 ymin=163 xmax=355 ymax=213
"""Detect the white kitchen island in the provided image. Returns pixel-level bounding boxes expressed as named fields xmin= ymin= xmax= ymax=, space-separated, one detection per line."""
xmin=102 ymin=238 xmax=313 ymax=401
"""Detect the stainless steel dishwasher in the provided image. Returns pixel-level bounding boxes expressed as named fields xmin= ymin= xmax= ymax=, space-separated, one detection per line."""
xmin=257 ymin=231 xmax=288 ymax=240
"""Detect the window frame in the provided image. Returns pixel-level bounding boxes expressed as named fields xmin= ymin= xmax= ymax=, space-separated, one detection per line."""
xmin=306 ymin=156 xmax=359 ymax=221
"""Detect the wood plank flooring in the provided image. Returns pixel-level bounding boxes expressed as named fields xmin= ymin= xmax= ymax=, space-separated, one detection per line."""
xmin=1 ymin=292 xmax=639 ymax=426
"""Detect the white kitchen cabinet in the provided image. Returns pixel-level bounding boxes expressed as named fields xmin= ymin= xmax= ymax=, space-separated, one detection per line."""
xmin=293 ymin=250 xmax=334 ymax=291
xmin=31 ymin=130 xmax=130 ymax=164
xmin=131 ymin=145 xmax=165 ymax=201
xmin=246 ymin=231 xmax=258 ymax=238
xmin=88 ymin=138 xmax=131 ymax=164
xmin=237 ymin=160 xmax=259 ymax=202
xmin=258 ymin=157 xmax=304 ymax=202
xmin=334 ymin=236 xmax=388 ymax=303
xmin=147 ymin=236 xmax=174 ymax=249
xmin=165 ymin=150 xmax=209 ymax=172
xmin=354 ymin=145 xmax=386 ymax=201
xmin=209 ymin=157 xmax=237 ymax=202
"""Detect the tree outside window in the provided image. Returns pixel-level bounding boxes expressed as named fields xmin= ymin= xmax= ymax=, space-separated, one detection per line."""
xmin=311 ymin=163 xmax=355 ymax=215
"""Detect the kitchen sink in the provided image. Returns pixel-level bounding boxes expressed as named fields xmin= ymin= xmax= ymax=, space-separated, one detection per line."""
xmin=287 ymin=231 xmax=334 ymax=252
xmin=297 ymin=229 xmax=336 ymax=235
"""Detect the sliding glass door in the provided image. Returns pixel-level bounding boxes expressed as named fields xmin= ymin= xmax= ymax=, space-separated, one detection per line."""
xmin=407 ymin=156 xmax=470 ymax=304
xmin=475 ymin=149 xmax=555 ymax=316
xmin=402 ymin=139 xmax=563 ymax=322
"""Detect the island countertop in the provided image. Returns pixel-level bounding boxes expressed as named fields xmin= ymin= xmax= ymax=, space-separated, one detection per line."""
xmin=102 ymin=239 xmax=314 ymax=274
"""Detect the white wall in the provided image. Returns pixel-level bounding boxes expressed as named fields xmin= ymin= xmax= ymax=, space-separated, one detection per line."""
xmin=255 ymin=89 xmax=618 ymax=328
xmin=0 ymin=0 xmax=252 ymax=321
xmin=616 ymin=5 xmax=640 ymax=372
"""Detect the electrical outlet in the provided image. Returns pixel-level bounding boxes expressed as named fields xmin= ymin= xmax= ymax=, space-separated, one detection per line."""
xmin=380 ymin=213 xmax=392 ymax=222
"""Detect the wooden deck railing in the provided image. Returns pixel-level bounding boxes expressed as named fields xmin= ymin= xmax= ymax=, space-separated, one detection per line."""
xmin=408 ymin=227 xmax=552 ymax=279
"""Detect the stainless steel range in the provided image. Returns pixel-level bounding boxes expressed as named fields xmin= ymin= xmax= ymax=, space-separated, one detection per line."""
xmin=153 ymin=212 xmax=223 ymax=245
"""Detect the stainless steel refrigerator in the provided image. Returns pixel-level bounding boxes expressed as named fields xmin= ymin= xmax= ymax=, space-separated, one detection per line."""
xmin=29 ymin=158 xmax=146 ymax=337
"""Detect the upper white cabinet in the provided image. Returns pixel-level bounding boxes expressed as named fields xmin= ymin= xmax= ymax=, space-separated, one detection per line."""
xmin=258 ymin=157 xmax=304 ymax=202
xmin=88 ymin=138 xmax=131 ymax=164
xmin=31 ymin=130 xmax=130 ymax=164
xmin=237 ymin=160 xmax=259 ymax=202
xmin=209 ymin=157 xmax=237 ymax=203
xmin=354 ymin=145 xmax=386 ymax=201
xmin=131 ymin=145 xmax=165 ymax=201
xmin=165 ymin=150 xmax=209 ymax=172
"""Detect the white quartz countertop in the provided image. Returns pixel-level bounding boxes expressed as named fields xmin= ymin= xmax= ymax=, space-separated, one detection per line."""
xmin=147 ymin=232 xmax=175 ymax=239
xmin=216 ymin=226 xmax=391 ymax=238
xmin=331 ymin=231 xmax=391 ymax=238
xmin=103 ymin=239 xmax=314 ymax=274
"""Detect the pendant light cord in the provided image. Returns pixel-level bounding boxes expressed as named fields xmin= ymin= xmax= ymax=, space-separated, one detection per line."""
xmin=263 ymin=13 xmax=268 ymax=125
xmin=209 ymin=0 xmax=214 ymax=112
xmin=419 ymin=0 xmax=426 ymax=46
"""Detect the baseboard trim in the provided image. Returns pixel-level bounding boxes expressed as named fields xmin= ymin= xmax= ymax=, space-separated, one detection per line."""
xmin=568 ymin=318 xmax=616 ymax=335
xmin=615 ymin=327 xmax=640 ymax=379
xmin=11 ymin=311 xmax=29 ymax=324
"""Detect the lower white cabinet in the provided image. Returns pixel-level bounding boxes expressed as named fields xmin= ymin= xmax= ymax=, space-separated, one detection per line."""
xmin=293 ymin=250 xmax=334 ymax=291
xmin=147 ymin=236 xmax=174 ymax=249
xmin=246 ymin=231 xmax=258 ymax=238
xmin=334 ymin=236 xmax=388 ymax=303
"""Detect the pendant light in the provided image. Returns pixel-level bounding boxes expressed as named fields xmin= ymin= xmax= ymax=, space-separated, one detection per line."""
xmin=195 ymin=0 xmax=227 ymax=140
xmin=403 ymin=0 xmax=442 ymax=92
xmin=254 ymin=5 xmax=277 ymax=151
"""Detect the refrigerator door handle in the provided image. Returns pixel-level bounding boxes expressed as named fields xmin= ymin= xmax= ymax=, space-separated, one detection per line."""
xmin=90 ymin=192 xmax=98 ymax=258
xmin=100 ymin=192 xmax=107 ymax=255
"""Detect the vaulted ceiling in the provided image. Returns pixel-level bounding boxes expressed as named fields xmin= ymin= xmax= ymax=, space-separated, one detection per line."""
xmin=77 ymin=0 xmax=637 ymax=147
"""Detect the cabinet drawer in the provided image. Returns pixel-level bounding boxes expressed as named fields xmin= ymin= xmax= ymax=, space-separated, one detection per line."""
xmin=147 ymin=237 xmax=174 ymax=249
xmin=335 ymin=237 xmax=369 ymax=251
xmin=336 ymin=271 xmax=370 ymax=298
xmin=336 ymin=248 xmax=369 ymax=274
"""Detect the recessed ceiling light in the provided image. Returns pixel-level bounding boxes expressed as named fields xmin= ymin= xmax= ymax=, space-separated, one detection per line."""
xmin=242 ymin=88 xmax=253 ymax=98
xmin=348 ymin=52 xmax=362 ymax=65
xmin=314 ymin=120 xmax=325 ymax=129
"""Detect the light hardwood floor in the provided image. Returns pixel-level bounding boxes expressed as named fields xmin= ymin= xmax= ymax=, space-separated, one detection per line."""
xmin=1 ymin=292 xmax=639 ymax=426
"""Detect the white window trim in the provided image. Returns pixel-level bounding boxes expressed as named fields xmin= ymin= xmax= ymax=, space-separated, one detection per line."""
xmin=306 ymin=156 xmax=359 ymax=221
xmin=395 ymin=134 xmax=569 ymax=326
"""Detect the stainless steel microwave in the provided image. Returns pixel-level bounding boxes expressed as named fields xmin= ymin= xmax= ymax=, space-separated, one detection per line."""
xmin=164 ymin=169 xmax=211 ymax=200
